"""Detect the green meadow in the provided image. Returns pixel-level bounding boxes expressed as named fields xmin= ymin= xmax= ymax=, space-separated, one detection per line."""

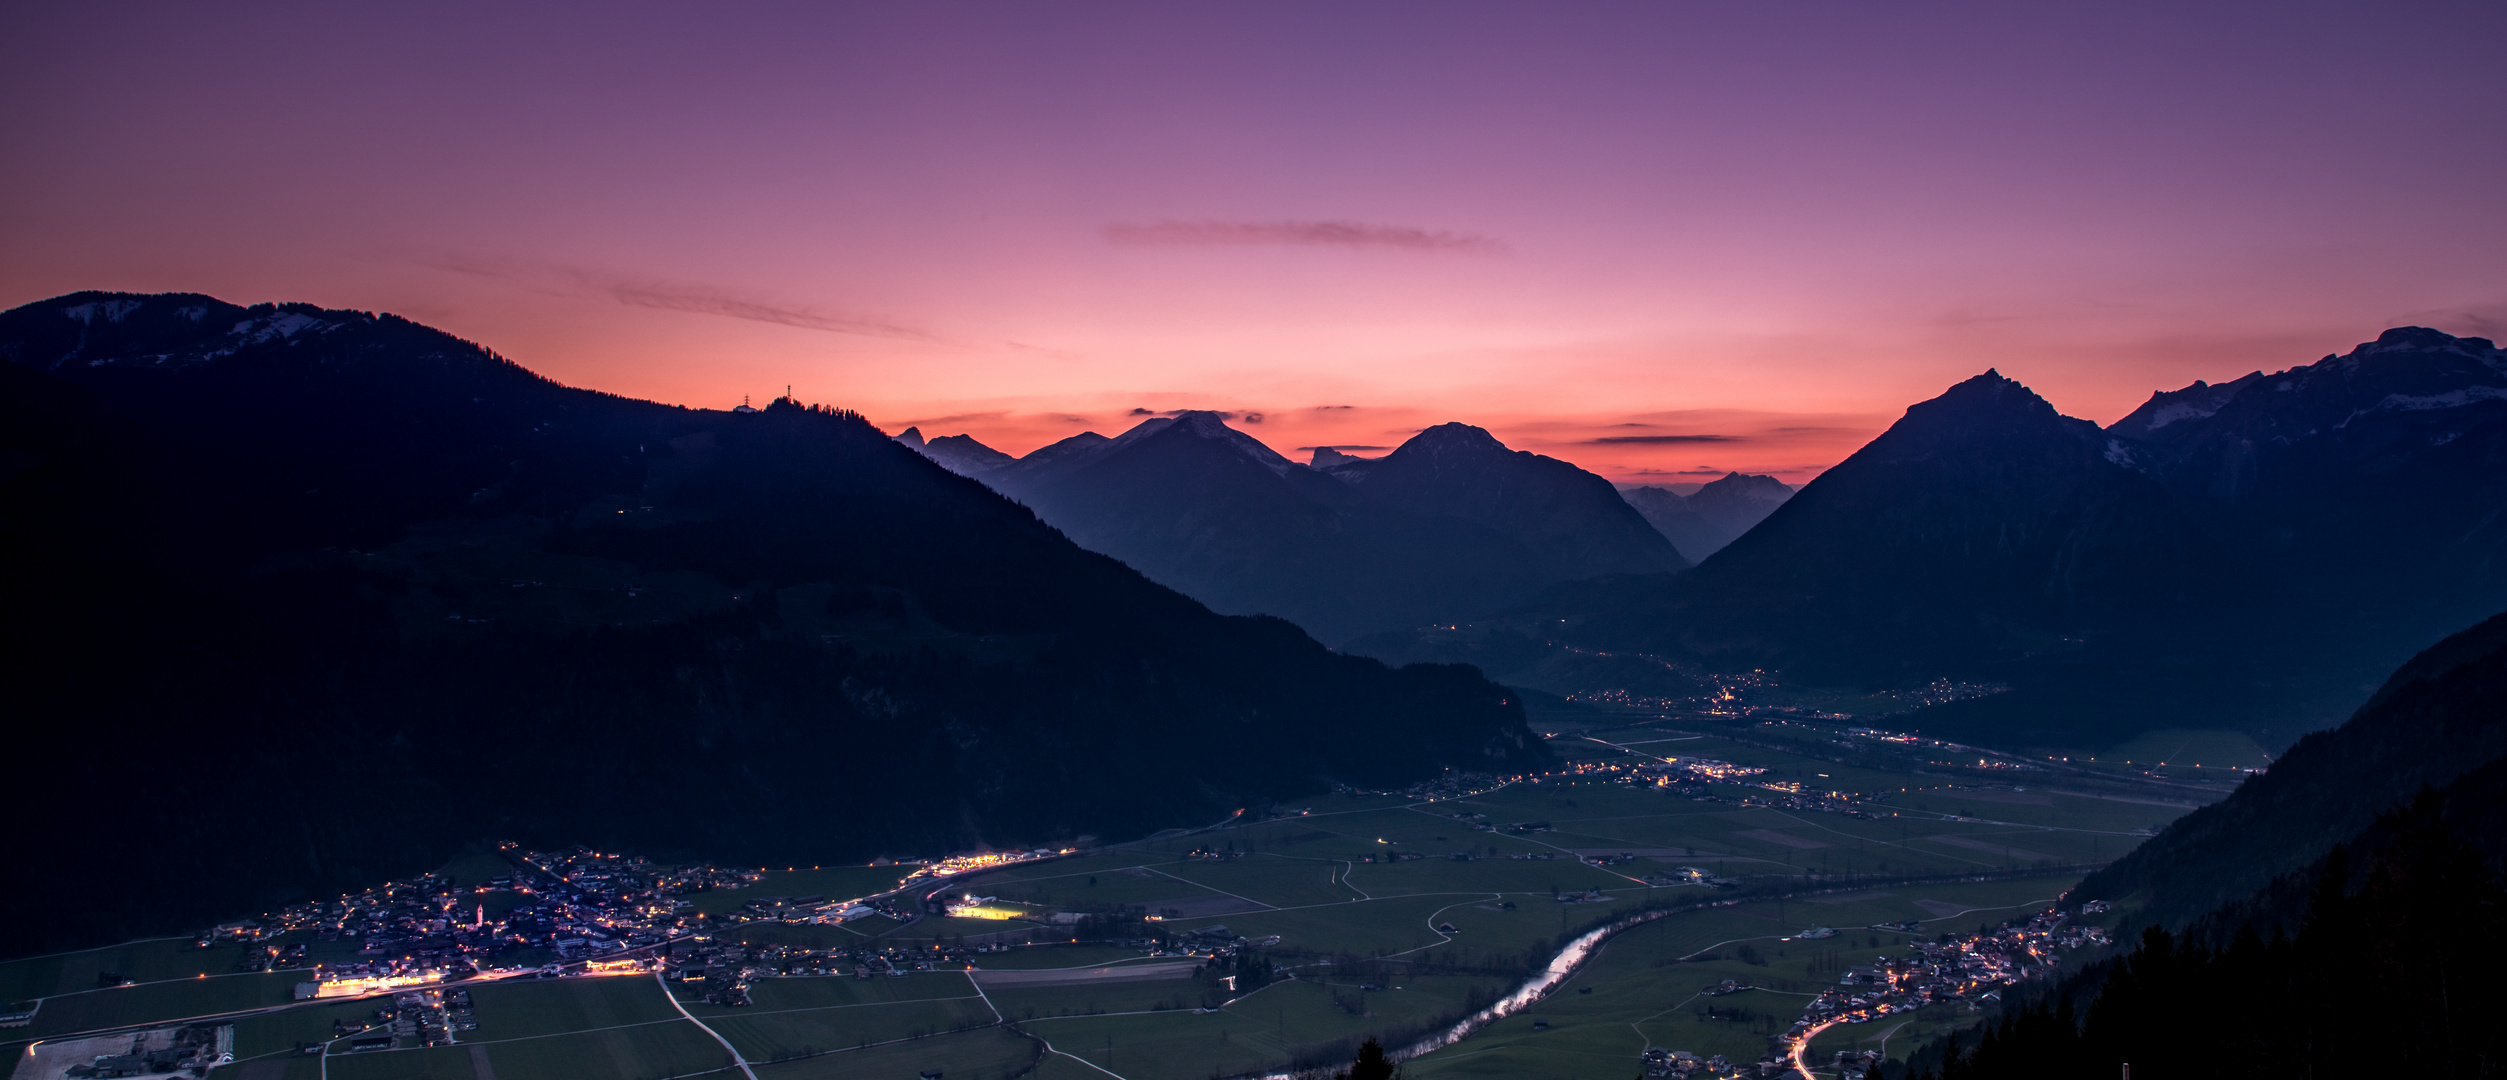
xmin=1 ymin=713 xmax=2207 ymax=1080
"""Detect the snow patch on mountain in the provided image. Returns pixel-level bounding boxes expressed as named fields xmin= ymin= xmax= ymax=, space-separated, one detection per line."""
xmin=2361 ymin=385 xmax=2507 ymax=416
xmin=231 ymin=312 xmax=335 ymax=343
xmin=2139 ymin=402 xmax=2217 ymax=431
xmin=62 ymin=299 xmax=147 ymax=324
xmin=1168 ymin=411 xmax=1294 ymax=476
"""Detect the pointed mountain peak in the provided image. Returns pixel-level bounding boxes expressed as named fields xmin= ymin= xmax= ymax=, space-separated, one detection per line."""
xmin=894 ymin=426 xmax=926 ymax=449
xmin=1922 ymin=369 xmax=2060 ymax=417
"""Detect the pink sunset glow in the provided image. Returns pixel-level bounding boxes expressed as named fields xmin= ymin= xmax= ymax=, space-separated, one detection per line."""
xmin=5 ymin=3 xmax=2502 ymax=482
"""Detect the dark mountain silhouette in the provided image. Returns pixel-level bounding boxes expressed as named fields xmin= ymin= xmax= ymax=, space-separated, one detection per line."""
xmin=1891 ymin=611 xmax=2507 ymax=1080
xmin=1382 ymin=331 xmax=2507 ymax=749
xmin=1326 ymin=422 xmax=1682 ymax=578
xmin=2112 ymin=327 xmax=2507 ymax=675
xmin=0 ymin=291 xmax=1545 ymax=957
xmin=929 ymin=413 xmax=1684 ymax=643
xmin=1575 ymin=370 xmax=2221 ymax=685
xmin=1620 ymin=472 xmax=1794 ymax=562
xmin=2071 ymin=609 xmax=2507 ymax=928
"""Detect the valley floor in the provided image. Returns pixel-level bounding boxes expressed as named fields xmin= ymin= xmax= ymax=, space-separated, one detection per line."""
xmin=0 ymin=711 xmax=2221 ymax=1080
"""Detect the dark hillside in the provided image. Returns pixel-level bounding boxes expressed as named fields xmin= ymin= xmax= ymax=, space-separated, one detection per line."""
xmin=1890 ymin=615 xmax=2507 ymax=1078
xmin=2070 ymin=610 xmax=2507 ymax=926
xmin=0 ymin=291 xmax=1545 ymax=957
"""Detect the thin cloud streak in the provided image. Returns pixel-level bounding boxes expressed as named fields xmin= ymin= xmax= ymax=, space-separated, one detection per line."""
xmin=1103 ymin=219 xmax=1504 ymax=254
xmin=419 ymin=255 xmax=941 ymax=342
xmin=1586 ymin=434 xmax=1743 ymax=444
xmin=604 ymin=282 xmax=935 ymax=341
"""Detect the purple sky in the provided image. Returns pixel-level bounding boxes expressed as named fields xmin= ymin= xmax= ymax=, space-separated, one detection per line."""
xmin=6 ymin=2 xmax=2502 ymax=480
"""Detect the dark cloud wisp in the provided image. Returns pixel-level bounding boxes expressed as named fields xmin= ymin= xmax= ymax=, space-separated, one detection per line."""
xmin=420 ymin=255 xmax=938 ymax=342
xmin=1104 ymin=219 xmax=1503 ymax=254
xmin=605 ymin=282 xmax=935 ymax=342
xmin=1586 ymin=434 xmax=1743 ymax=444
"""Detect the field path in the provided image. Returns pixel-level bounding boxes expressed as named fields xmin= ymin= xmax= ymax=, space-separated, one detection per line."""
xmin=653 ymin=971 xmax=757 ymax=1080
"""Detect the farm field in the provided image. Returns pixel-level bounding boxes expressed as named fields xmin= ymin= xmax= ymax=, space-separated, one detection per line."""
xmin=15 ymin=713 xmax=2204 ymax=1080
xmin=0 ymin=940 xmax=266 ymax=1002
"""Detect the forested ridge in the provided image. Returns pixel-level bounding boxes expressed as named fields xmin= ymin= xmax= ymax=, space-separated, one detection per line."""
xmin=0 ymin=292 xmax=1546 ymax=957
xmin=1886 ymin=614 xmax=2507 ymax=1078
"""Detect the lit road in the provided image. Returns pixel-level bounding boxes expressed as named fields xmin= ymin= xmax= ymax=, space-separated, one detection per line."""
xmin=1789 ymin=1014 xmax=1846 ymax=1079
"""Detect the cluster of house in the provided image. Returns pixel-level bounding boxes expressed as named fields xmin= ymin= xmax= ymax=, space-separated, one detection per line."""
xmin=1640 ymin=865 xmax=1741 ymax=889
xmin=226 ymin=940 xmax=306 ymax=973
xmin=255 ymin=846 xmax=803 ymax=996
xmin=60 ymin=1025 xmax=231 ymax=1078
xmin=1565 ymin=669 xmax=1779 ymax=713
xmin=1764 ymin=905 xmax=2112 ymax=1071
xmin=731 ymin=893 xmax=904 ymax=926
xmin=1641 ymin=1046 xmax=1737 ymax=1079
xmin=314 ymin=987 xmax=473 ymax=1054
xmin=651 ymin=925 xmax=1270 ymax=1005
xmin=1332 ymin=770 xmax=1519 ymax=802
xmin=1617 ymin=759 xmax=1895 ymax=821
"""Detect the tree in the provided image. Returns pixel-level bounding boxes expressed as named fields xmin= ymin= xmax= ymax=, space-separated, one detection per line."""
xmin=1334 ymin=1038 xmax=1400 ymax=1080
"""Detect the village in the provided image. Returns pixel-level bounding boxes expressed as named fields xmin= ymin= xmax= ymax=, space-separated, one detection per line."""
xmin=213 ymin=842 xmax=1074 ymax=1007
xmin=1629 ymin=903 xmax=2110 ymax=1079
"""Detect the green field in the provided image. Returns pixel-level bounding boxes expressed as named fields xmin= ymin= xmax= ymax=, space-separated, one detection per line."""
xmin=47 ymin=712 xmax=2208 ymax=1080
xmin=747 ymin=1026 xmax=1039 ymax=1080
xmin=0 ymin=939 xmax=265 ymax=1002
xmin=24 ymin=972 xmax=304 ymax=1037
xmin=466 ymin=974 xmax=682 ymax=1041
xmin=2070 ymin=727 xmax=2275 ymax=774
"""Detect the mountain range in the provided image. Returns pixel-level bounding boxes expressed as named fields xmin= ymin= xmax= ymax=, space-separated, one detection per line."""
xmin=0 ymin=291 xmax=1545 ymax=956
xmin=899 ymin=413 xmax=1687 ymax=643
xmin=1372 ymin=328 xmax=2507 ymax=748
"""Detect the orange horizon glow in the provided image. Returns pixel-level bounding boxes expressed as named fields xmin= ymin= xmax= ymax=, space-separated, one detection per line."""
xmin=5 ymin=4 xmax=2500 ymax=485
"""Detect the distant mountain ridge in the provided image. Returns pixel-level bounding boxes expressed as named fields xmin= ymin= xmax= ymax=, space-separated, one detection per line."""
xmin=899 ymin=413 xmax=1686 ymax=643
xmin=897 ymin=425 xmax=1015 ymax=476
xmin=1620 ymin=472 xmax=1794 ymax=562
xmin=0 ymin=290 xmax=1544 ymax=957
xmin=1366 ymin=329 xmax=2507 ymax=747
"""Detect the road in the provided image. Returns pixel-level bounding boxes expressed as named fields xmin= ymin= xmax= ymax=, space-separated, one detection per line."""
xmin=1789 ymin=1015 xmax=1847 ymax=1079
